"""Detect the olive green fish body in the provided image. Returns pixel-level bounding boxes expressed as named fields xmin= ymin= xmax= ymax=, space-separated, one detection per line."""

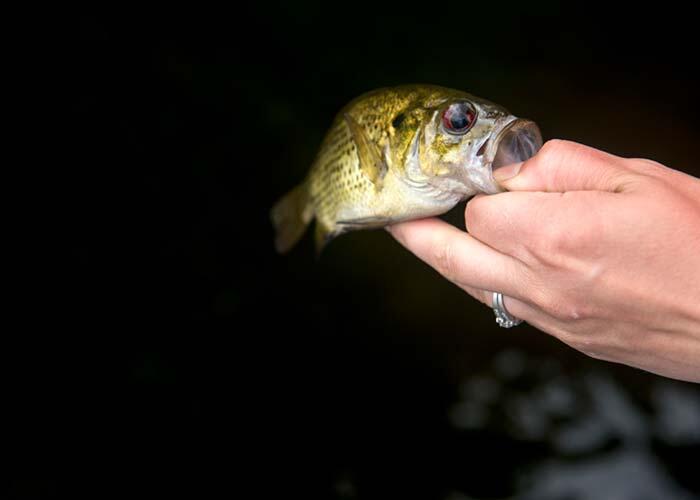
xmin=271 ymin=85 xmax=542 ymax=254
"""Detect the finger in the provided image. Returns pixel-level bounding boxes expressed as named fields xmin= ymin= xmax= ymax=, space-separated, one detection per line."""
xmin=387 ymin=218 xmax=528 ymax=299
xmin=462 ymin=284 xmax=543 ymax=324
xmin=494 ymin=139 xmax=636 ymax=193
xmin=466 ymin=189 xmax=619 ymax=260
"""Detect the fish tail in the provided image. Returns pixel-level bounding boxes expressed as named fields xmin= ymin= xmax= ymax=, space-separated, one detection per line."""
xmin=270 ymin=182 xmax=314 ymax=253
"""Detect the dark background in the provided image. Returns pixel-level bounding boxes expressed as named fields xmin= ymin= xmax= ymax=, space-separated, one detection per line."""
xmin=18 ymin=4 xmax=700 ymax=498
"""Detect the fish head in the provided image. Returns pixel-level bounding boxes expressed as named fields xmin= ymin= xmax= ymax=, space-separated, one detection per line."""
xmin=399 ymin=90 xmax=542 ymax=195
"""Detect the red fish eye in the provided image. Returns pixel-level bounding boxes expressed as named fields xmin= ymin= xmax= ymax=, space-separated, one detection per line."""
xmin=442 ymin=102 xmax=476 ymax=135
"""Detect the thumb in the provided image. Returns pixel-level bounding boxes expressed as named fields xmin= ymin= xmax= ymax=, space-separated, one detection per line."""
xmin=494 ymin=139 xmax=632 ymax=193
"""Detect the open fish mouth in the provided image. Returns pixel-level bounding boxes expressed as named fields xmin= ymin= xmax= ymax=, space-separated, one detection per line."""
xmin=486 ymin=118 xmax=543 ymax=176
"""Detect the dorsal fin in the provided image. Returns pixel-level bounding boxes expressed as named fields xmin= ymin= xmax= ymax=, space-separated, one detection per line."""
xmin=344 ymin=113 xmax=387 ymax=188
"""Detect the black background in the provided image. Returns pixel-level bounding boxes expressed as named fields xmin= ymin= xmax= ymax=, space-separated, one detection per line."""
xmin=18 ymin=4 xmax=700 ymax=498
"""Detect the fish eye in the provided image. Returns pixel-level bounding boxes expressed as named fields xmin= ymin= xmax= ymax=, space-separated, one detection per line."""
xmin=442 ymin=102 xmax=477 ymax=135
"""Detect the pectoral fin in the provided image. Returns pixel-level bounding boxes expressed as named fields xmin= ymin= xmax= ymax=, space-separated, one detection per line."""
xmin=344 ymin=113 xmax=387 ymax=188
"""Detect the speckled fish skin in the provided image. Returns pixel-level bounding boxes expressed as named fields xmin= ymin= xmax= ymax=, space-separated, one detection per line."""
xmin=271 ymin=84 xmax=542 ymax=254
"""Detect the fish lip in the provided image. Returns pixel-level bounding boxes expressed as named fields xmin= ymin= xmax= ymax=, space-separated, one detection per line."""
xmin=484 ymin=117 xmax=542 ymax=187
xmin=484 ymin=116 xmax=518 ymax=161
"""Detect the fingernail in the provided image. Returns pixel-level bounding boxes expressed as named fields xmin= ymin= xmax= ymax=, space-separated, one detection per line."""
xmin=493 ymin=162 xmax=522 ymax=183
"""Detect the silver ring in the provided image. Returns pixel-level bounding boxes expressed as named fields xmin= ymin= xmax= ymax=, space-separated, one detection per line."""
xmin=492 ymin=292 xmax=523 ymax=328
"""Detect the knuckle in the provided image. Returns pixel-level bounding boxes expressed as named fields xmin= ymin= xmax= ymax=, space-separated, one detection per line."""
xmin=625 ymin=158 xmax=672 ymax=184
xmin=557 ymin=300 xmax=594 ymax=322
xmin=531 ymin=140 xmax=593 ymax=186
xmin=547 ymin=224 xmax=585 ymax=254
xmin=538 ymin=138 xmax=570 ymax=159
xmin=532 ymin=289 xmax=593 ymax=322
xmin=534 ymin=139 xmax=576 ymax=170
xmin=528 ymin=231 xmax=567 ymax=265
xmin=631 ymin=158 xmax=664 ymax=170
xmin=432 ymin=240 xmax=459 ymax=282
xmin=530 ymin=287 xmax=556 ymax=314
xmin=530 ymin=209 xmax=596 ymax=262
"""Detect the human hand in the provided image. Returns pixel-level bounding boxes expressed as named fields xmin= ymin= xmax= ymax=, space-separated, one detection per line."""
xmin=388 ymin=140 xmax=700 ymax=382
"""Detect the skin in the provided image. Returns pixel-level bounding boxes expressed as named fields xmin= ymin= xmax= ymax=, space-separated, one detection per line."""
xmin=387 ymin=140 xmax=700 ymax=382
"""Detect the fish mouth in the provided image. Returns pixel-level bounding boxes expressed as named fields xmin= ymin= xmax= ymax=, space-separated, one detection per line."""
xmin=485 ymin=118 xmax=543 ymax=183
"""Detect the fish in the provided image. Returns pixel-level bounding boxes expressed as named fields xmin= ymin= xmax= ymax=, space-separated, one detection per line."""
xmin=271 ymin=84 xmax=542 ymax=254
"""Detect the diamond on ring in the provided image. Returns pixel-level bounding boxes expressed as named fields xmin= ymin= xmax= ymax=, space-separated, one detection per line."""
xmin=492 ymin=291 xmax=523 ymax=328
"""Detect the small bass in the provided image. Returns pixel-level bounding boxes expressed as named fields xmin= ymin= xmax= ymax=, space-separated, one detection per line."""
xmin=271 ymin=85 xmax=542 ymax=254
